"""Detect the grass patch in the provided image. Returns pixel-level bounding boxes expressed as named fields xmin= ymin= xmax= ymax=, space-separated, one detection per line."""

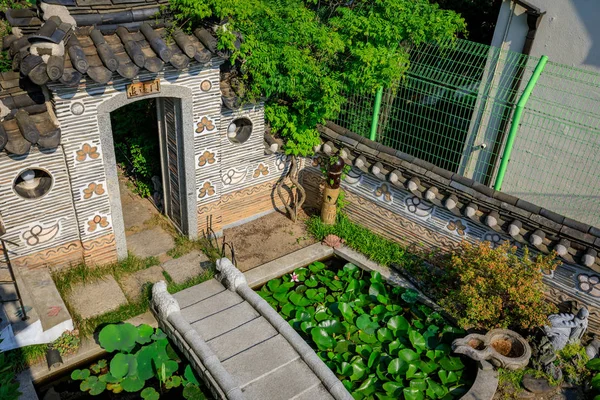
xmin=4 ymin=344 xmax=48 ymax=373
xmin=306 ymin=214 xmax=418 ymax=268
xmin=167 ymin=234 xmax=223 ymax=262
xmin=52 ymin=253 xmax=159 ymax=296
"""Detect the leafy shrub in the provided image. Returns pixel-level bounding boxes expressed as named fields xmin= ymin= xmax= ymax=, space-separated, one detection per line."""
xmin=259 ymin=261 xmax=472 ymax=399
xmin=587 ymin=358 xmax=600 ymax=397
xmin=434 ymin=241 xmax=558 ymax=331
xmin=71 ymin=323 xmax=206 ymax=398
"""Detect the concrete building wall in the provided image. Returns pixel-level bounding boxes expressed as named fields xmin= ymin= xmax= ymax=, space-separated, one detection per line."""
xmin=488 ymin=0 xmax=600 ymax=227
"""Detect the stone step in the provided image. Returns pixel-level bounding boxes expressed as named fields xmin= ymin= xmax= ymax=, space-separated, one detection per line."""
xmin=19 ymin=266 xmax=70 ymax=332
xmin=173 ymin=278 xmax=225 ymax=308
xmin=161 ymin=250 xmax=212 ymax=284
xmin=240 ymin=358 xmax=323 ymax=400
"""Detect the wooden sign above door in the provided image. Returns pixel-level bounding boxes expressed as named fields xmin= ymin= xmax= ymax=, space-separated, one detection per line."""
xmin=126 ymin=79 xmax=161 ymax=99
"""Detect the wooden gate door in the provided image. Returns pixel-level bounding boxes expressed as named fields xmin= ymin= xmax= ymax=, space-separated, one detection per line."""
xmin=156 ymin=97 xmax=185 ymax=234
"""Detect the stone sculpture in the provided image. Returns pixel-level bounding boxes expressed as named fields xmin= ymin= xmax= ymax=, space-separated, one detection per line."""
xmin=543 ymin=307 xmax=589 ymax=351
xmin=452 ymin=329 xmax=532 ymax=370
xmin=216 ymin=258 xmax=247 ymax=291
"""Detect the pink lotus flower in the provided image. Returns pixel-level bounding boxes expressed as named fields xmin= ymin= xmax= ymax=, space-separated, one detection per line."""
xmin=290 ymin=273 xmax=299 ymax=282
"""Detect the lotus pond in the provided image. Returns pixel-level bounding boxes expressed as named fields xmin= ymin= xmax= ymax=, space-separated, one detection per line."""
xmin=36 ymin=323 xmax=211 ymax=399
xmin=257 ymin=258 xmax=474 ymax=400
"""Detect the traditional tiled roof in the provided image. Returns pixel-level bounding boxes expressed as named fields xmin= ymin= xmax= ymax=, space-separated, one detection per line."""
xmin=318 ymin=121 xmax=600 ymax=271
xmin=0 ymin=72 xmax=60 ymax=155
xmin=5 ymin=15 xmax=221 ymax=86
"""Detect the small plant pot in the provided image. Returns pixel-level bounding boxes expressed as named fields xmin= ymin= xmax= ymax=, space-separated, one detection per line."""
xmin=46 ymin=348 xmax=63 ymax=370
xmin=452 ymin=329 xmax=531 ymax=370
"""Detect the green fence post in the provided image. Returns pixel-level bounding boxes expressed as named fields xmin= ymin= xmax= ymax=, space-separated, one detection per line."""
xmin=369 ymin=87 xmax=384 ymax=141
xmin=493 ymin=55 xmax=548 ymax=191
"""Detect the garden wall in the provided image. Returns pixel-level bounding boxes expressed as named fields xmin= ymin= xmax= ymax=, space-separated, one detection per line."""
xmin=303 ymin=122 xmax=600 ymax=332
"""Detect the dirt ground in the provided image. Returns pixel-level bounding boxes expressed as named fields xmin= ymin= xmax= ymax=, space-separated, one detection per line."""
xmin=222 ymin=208 xmax=318 ymax=272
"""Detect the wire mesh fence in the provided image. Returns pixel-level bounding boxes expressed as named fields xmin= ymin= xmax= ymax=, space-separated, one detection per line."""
xmin=333 ymin=38 xmax=600 ymax=227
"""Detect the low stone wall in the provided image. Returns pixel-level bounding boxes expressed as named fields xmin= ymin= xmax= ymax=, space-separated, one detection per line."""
xmin=302 ymin=121 xmax=600 ymax=332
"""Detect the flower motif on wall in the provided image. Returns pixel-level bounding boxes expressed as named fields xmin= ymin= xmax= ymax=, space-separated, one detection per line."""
xmin=374 ymin=184 xmax=392 ymax=202
xmin=405 ymin=196 xmax=433 ymax=218
xmin=198 ymin=150 xmax=216 ymax=167
xmin=22 ymin=220 xmax=61 ymax=246
xmin=198 ymin=181 xmax=215 ymax=198
xmin=195 ymin=116 xmax=216 ymax=134
xmin=82 ymin=182 xmax=105 ymax=199
xmin=253 ymin=163 xmax=269 ymax=178
xmin=222 ymin=168 xmax=247 ymax=186
xmin=578 ymin=274 xmax=600 ymax=297
xmin=75 ymin=143 xmax=100 ymax=162
xmin=446 ymin=220 xmax=467 ymax=236
xmin=87 ymin=215 xmax=109 ymax=232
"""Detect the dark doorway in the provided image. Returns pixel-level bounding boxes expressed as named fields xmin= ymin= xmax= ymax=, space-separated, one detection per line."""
xmin=110 ymin=99 xmax=176 ymax=260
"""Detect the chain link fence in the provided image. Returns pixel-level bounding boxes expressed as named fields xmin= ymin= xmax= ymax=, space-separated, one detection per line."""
xmin=334 ymin=38 xmax=600 ymax=227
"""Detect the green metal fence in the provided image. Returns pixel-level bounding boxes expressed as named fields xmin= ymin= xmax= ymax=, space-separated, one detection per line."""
xmin=334 ymin=38 xmax=600 ymax=227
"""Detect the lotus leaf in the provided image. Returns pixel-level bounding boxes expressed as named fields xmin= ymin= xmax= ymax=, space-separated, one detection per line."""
xmin=377 ymin=327 xmax=393 ymax=343
xmin=356 ymin=376 xmax=377 ymax=396
xmin=311 ymin=327 xmax=336 ymax=350
xmin=141 ymin=387 xmax=160 ymax=400
xmin=181 ymin=365 xmax=199 ymax=386
xmin=398 ymin=349 xmax=419 ymax=363
xmin=309 ymin=261 xmax=326 ymax=272
xmin=350 ymin=359 xmax=367 ymax=381
xmin=401 ymin=290 xmax=419 ymax=304
xmin=356 ymin=314 xmax=378 ymax=335
xmin=319 ymin=319 xmax=344 ymax=334
xmin=183 ymin=383 xmax=207 ymax=400
xmin=71 ymin=369 xmax=90 ymax=380
xmin=120 ymin=375 xmax=145 ymax=392
xmin=137 ymin=324 xmax=154 ymax=344
xmin=99 ymin=323 xmax=138 ymax=353
xmin=383 ymin=381 xmax=403 ymax=395
xmin=409 ymin=330 xmax=426 ymax=352
xmin=80 ymin=376 xmax=106 ymax=396
xmin=439 ymin=357 xmax=464 ymax=371
xmin=387 ymin=315 xmax=409 ymax=332
xmin=99 ymin=373 xmax=120 ymax=383
xmin=106 ymin=383 xmax=123 ymax=393
xmin=388 ymin=358 xmax=409 ymax=375
xmin=289 ymin=292 xmax=311 ymax=307
xmin=403 ymin=387 xmax=425 ymax=400
xmin=358 ymin=331 xmax=378 ymax=344
xmin=369 ymin=282 xmax=386 ymax=297
xmin=110 ymin=353 xmax=133 ymax=379
xmin=151 ymin=328 xmax=167 ymax=341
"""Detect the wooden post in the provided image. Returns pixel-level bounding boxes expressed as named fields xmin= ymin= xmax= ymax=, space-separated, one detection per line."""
xmin=320 ymin=157 xmax=345 ymax=225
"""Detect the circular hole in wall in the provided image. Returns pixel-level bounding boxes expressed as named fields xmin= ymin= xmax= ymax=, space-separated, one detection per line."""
xmin=13 ymin=168 xmax=53 ymax=200
xmin=227 ymin=118 xmax=253 ymax=144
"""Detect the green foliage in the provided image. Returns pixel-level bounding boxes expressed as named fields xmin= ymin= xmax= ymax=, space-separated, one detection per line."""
xmin=555 ymin=343 xmax=589 ymax=386
xmin=587 ymin=357 xmax=600 ymax=397
xmin=0 ymin=51 xmax=11 ymax=73
xmin=0 ymin=342 xmax=21 ymax=400
xmin=72 ymin=323 xmax=209 ymax=398
xmin=111 ymin=99 xmax=160 ymax=197
xmin=306 ymin=214 xmax=418 ymax=268
xmin=259 ymin=262 xmax=472 ymax=398
xmin=51 ymin=329 xmax=81 ymax=356
xmin=428 ymin=241 xmax=559 ymax=331
xmin=169 ymin=0 xmax=466 ymax=156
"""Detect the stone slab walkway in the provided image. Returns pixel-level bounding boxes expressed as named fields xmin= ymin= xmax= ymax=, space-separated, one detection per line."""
xmin=172 ymin=279 xmax=335 ymax=400
xmin=153 ymin=260 xmax=352 ymax=400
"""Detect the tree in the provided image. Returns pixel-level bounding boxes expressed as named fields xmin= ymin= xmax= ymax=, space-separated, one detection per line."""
xmin=170 ymin=0 xmax=466 ymax=220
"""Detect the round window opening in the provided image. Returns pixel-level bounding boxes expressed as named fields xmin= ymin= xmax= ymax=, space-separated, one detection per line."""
xmin=13 ymin=168 xmax=53 ymax=200
xmin=227 ymin=118 xmax=253 ymax=144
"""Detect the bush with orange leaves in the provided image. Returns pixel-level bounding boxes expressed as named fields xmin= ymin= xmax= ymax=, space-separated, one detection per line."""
xmin=436 ymin=241 xmax=559 ymax=332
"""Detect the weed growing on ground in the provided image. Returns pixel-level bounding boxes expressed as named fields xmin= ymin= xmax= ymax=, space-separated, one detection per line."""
xmin=52 ymin=254 xmax=159 ymax=295
xmin=4 ymin=344 xmax=48 ymax=373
